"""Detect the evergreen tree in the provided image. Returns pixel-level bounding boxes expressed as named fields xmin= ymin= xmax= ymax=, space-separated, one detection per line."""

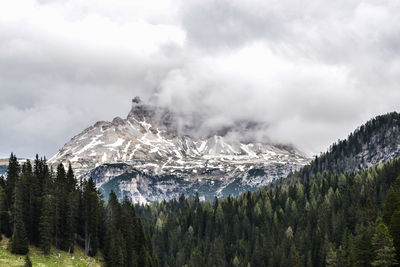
xmin=189 ymin=248 xmax=204 ymax=267
xmin=371 ymin=220 xmax=398 ymax=267
xmin=11 ymin=177 xmax=28 ymax=255
xmin=354 ymin=226 xmax=374 ymax=267
xmin=0 ymin=187 xmax=6 ymax=240
xmin=39 ymin=194 xmax=53 ymax=254
xmin=383 ymin=177 xmax=400 ymax=226
xmin=5 ymin=153 xmax=19 ymax=208
xmin=64 ymin=164 xmax=78 ymax=253
xmin=0 ymin=153 xmax=155 ymax=266
xmin=390 ymin=209 xmax=400 ymax=261
xmin=19 ymin=160 xmax=40 ymax=245
xmin=83 ymin=178 xmax=99 ymax=256
xmin=54 ymin=163 xmax=67 ymax=249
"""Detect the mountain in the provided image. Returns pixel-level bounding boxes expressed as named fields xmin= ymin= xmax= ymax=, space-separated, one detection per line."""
xmin=49 ymin=97 xmax=310 ymax=202
xmin=137 ymin=138 xmax=400 ymax=267
xmin=283 ymin=112 xmax=400 ymax=185
xmin=0 ymin=158 xmax=28 ymax=177
xmin=136 ymin=112 xmax=400 ymax=267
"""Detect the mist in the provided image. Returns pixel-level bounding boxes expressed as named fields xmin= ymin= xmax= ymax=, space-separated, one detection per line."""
xmin=1 ymin=0 xmax=400 ymax=158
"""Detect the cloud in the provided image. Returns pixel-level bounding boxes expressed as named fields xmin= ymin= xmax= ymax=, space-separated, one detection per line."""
xmin=1 ymin=0 xmax=400 ymax=158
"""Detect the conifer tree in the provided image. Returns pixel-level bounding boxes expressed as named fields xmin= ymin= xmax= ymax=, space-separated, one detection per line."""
xmin=6 ymin=153 xmax=19 ymax=209
xmin=11 ymin=176 xmax=28 ymax=255
xmin=39 ymin=194 xmax=53 ymax=254
xmin=354 ymin=226 xmax=374 ymax=266
xmin=83 ymin=178 xmax=99 ymax=256
xmin=371 ymin=220 xmax=398 ymax=267
xmin=383 ymin=177 xmax=400 ymax=225
xmin=19 ymin=160 xmax=41 ymax=245
xmin=54 ymin=163 xmax=67 ymax=249
xmin=64 ymin=164 xmax=78 ymax=253
xmin=390 ymin=209 xmax=400 ymax=261
xmin=0 ymin=187 xmax=6 ymax=240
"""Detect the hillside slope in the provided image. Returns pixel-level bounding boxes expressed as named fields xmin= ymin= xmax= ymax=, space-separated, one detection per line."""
xmin=284 ymin=112 xmax=400 ymax=184
xmin=137 ymin=120 xmax=400 ymax=266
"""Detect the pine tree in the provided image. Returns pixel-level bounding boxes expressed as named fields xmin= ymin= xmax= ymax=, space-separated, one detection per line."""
xmin=83 ymin=178 xmax=99 ymax=256
xmin=39 ymin=194 xmax=53 ymax=254
xmin=371 ymin=220 xmax=398 ymax=267
xmin=5 ymin=153 xmax=19 ymax=208
xmin=189 ymin=248 xmax=204 ymax=267
xmin=54 ymin=163 xmax=67 ymax=249
xmin=64 ymin=164 xmax=78 ymax=253
xmin=11 ymin=177 xmax=28 ymax=255
xmin=354 ymin=226 xmax=374 ymax=267
xmin=19 ymin=160 xmax=40 ymax=245
xmin=390 ymin=209 xmax=400 ymax=261
xmin=0 ymin=187 xmax=6 ymax=240
xmin=383 ymin=177 xmax=400 ymax=225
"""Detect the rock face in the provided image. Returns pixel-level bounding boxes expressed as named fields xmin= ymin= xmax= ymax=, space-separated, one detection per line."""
xmin=49 ymin=99 xmax=310 ymax=203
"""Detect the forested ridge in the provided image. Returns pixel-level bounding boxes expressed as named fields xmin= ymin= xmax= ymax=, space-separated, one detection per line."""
xmin=1 ymin=112 xmax=400 ymax=266
xmin=0 ymin=154 xmax=158 ymax=267
xmin=286 ymin=112 xmax=400 ymax=184
xmin=137 ymin=156 xmax=400 ymax=267
xmin=136 ymin=113 xmax=400 ymax=267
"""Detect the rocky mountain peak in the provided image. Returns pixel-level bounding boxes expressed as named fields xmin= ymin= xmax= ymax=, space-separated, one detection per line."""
xmin=49 ymin=98 xmax=311 ymax=203
xmin=127 ymin=96 xmax=177 ymax=131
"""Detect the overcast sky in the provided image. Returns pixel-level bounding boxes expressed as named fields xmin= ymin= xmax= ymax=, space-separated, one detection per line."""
xmin=1 ymin=0 xmax=400 ymax=158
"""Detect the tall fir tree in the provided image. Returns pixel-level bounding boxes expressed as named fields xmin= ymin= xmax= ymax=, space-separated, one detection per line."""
xmin=83 ymin=178 xmax=99 ymax=256
xmin=39 ymin=194 xmax=54 ymax=254
xmin=389 ymin=209 xmax=400 ymax=261
xmin=371 ymin=219 xmax=398 ymax=267
xmin=6 ymin=153 xmax=19 ymax=210
xmin=63 ymin=163 xmax=78 ymax=253
xmin=0 ymin=187 xmax=6 ymax=241
xmin=11 ymin=172 xmax=28 ymax=255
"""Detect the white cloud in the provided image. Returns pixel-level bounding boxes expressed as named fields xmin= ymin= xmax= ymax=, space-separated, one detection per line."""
xmin=1 ymin=0 xmax=400 ymax=158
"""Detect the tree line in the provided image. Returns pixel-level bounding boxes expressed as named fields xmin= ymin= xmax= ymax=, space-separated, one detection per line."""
xmin=136 ymin=157 xmax=400 ymax=267
xmin=0 ymin=153 xmax=159 ymax=267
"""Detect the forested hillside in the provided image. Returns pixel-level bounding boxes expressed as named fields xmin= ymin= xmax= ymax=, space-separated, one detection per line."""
xmin=137 ymin=156 xmax=400 ymax=267
xmin=2 ymin=112 xmax=400 ymax=267
xmin=0 ymin=154 xmax=158 ymax=267
xmin=287 ymin=112 xmax=400 ymax=185
xmin=136 ymin=113 xmax=400 ymax=267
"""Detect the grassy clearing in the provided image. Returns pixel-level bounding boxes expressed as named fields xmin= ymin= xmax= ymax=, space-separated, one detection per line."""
xmin=0 ymin=236 xmax=103 ymax=266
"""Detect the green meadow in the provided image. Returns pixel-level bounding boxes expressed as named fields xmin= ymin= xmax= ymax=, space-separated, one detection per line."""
xmin=0 ymin=236 xmax=103 ymax=266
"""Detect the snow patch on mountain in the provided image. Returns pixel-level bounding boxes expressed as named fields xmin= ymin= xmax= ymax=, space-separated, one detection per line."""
xmin=49 ymin=98 xmax=310 ymax=203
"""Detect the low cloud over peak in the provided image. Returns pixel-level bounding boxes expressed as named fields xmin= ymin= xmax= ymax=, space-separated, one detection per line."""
xmin=1 ymin=0 xmax=400 ymax=158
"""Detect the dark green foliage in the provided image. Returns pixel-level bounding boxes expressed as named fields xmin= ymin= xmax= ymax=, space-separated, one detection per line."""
xmin=390 ymin=210 xmax=400 ymax=261
xmin=354 ymin=226 xmax=374 ymax=266
xmin=0 ymin=154 xmax=156 ymax=266
xmin=39 ymin=194 xmax=53 ymax=254
xmin=371 ymin=219 xmax=398 ymax=267
xmin=103 ymin=193 xmax=157 ymax=266
xmin=83 ymin=178 xmax=99 ymax=257
xmin=383 ymin=177 xmax=400 ymax=226
xmin=19 ymin=160 xmax=41 ymax=245
xmin=0 ymin=187 xmax=7 ymax=240
xmin=6 ymin=153 xmax=19 ymax=208
xmin=137 ymin=157 xmax=400 ymax=267
xmin=11 ymin=215 xmax=28 ymax=254
xmin=11 ymin=163 xmax=29 ymax=255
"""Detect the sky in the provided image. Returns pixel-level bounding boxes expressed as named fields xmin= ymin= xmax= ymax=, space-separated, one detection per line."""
xmin=1 ymin=0 xmax=400 ymax=158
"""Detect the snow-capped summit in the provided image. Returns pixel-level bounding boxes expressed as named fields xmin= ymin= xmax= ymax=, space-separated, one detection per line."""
xmin=49 ymin=98 xmax=310 ymax=203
